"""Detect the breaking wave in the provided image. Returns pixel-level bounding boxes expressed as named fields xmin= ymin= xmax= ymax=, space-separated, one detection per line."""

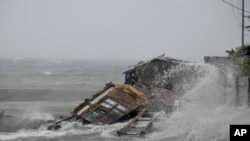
xmin=146 ymin=63 xmax=250 ymax=141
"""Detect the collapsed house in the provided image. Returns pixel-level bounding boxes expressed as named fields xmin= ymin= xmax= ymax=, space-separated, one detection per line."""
xmin=49 ymin=54 xmax=200 ymax=137
xmin=71 ymin=82 xmax=148 ymax=125
xmin=70 ymin=82 xmax=154 ymax=137
xmin=69 ymin=54 xmax=192 ymax=125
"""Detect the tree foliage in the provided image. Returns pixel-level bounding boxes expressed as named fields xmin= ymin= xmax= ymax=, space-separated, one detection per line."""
xmin=226 ymin=44 xmax=250 ymax=76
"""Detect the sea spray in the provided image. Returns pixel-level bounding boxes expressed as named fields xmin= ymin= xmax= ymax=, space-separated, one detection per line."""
xmin=147 ymin=63 xmax=250 ymax=141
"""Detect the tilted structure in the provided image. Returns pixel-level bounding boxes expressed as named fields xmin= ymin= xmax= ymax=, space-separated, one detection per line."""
xmin=71 ymin=82 xmax=148 ymax=125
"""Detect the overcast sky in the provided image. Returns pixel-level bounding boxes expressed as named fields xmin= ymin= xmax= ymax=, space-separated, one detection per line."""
xmin=0 ymin=0 xmax=250 ymax=62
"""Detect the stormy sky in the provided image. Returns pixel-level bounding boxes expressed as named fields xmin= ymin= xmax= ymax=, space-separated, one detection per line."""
xmin=0 ymin=0 xmax=250 ymax=61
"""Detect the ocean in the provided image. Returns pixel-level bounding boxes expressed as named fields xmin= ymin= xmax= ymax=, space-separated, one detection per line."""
xmin=0 ymin=58 xmax=250 ymax=141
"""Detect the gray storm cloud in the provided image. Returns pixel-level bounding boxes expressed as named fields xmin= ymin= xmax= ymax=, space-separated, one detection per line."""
xmin=0 ymin=0 xmax=249 ymax=61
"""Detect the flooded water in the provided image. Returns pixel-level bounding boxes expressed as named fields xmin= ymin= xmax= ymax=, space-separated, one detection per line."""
xmin=0 ymin=58 xmax=249 ymax=141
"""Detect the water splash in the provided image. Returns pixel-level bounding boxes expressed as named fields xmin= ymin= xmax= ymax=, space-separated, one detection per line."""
xmin=0 ymin=121 xmax=128 ymax=140
xmin=146 ymin=63 xmax=250 ymax=141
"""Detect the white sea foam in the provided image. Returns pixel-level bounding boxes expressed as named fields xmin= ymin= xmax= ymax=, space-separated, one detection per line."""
xmin=0 ymin=121 xmax=128 ymax=140
xmin=0 ymin=101 xmax=127 ymax=140
xmin=42 ymin=71 xmax=53 ymax=75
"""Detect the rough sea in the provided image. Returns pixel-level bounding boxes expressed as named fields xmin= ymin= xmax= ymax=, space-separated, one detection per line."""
xmin=1 ymin=58 xmax=250 ymax=141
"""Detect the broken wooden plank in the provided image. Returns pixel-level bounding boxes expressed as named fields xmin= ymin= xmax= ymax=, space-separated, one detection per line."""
xmin=116 ymin=108 xmax=147 ymax=136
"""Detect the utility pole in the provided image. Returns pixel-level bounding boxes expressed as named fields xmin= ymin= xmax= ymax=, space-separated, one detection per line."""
xmin=242 ymin=0 xmax=245 ymax=47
